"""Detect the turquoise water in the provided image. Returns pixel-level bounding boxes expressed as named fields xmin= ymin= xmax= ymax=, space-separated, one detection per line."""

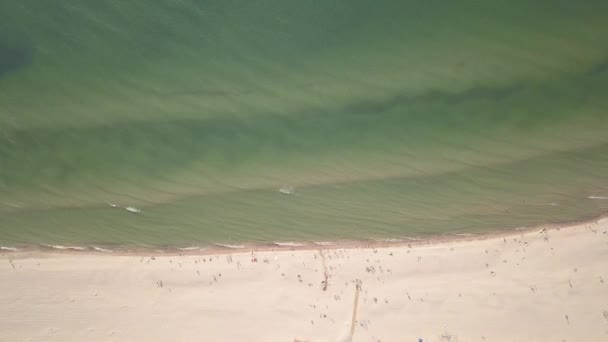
xmin=1 ymin=1 xmax=608 ymax=248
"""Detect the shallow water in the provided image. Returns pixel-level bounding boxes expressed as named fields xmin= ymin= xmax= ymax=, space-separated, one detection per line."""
xmin=1 ymin=1 xmax=607 ymax=248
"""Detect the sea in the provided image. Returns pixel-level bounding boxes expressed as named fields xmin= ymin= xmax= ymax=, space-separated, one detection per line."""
xmin=1 ymin=0 xmax=607 ymax=250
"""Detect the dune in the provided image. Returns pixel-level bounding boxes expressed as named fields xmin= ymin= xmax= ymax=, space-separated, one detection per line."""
xmin=1 ymin=218 xmax=608 ymax=341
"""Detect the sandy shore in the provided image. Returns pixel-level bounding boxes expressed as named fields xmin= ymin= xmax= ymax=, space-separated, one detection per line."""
xmin=2 ymin=219 xmax=608 ymax=341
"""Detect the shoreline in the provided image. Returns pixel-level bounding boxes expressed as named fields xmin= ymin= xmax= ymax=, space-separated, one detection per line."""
xmin=2 ymin=210 xmax=608 ymax=341
xmin=4 ymin=211 xmax=607 ymax=257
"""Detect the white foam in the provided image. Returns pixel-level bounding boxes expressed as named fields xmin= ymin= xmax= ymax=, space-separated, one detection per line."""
xmin=177 ymin=247 xmax=201 ymax=251
xmin=525 ymin=203 xmax=559 ymax=206
xmin=92 ymin=246 xmax=113 ymax=253
xmin=402 ymin=237 xmax=422 ymax=241
xmin=125 ymin=206 xmax=141 ymax=213
xmin=274 ymin=241 xmax=304 ymax=247
xmin=589 ymin=196 xmax=608 ymax=200
xmin=313 ymin=241 xmax=334 ymax=246
xmin=107 ymin=203 xmax=118 ymax=208
xmin=0 ymin=246 xmax=18 ymax=252
xmin=279 ymin=185 xmax=295 ymax=195
xmin=376 ymin=238 xmax=404 ymax=243
xmin=43 ymin=244 xmax=86 ymax=251
xmin=214 ymin=243 xmax=245 ymax=249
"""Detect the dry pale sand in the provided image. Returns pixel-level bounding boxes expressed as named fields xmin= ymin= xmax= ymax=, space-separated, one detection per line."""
xmin=2 ymin=219 xmax=608 ymax=342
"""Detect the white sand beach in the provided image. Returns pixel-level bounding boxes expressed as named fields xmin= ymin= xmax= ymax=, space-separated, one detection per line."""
xmin=1 ymin=218 xmax=608 ymax=341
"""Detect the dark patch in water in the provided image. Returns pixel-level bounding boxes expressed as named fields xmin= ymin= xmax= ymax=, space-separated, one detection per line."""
xmin=587 ymin=59 xmax=608 ymax=76
xmin=0 ymin=42 xmax=31 ymax=77
xmin=348 ymin=83 xmax=523 ymax=115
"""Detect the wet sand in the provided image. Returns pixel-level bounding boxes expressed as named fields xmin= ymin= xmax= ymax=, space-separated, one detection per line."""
xmin=1 ymin=218 xmax=608 ymax=341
